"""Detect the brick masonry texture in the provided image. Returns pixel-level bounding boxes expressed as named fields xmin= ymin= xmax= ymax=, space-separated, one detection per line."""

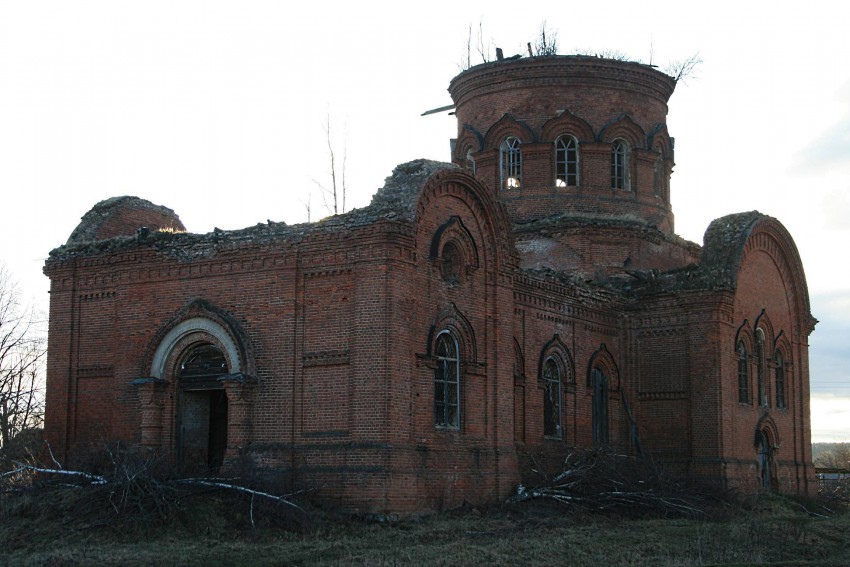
xmin=43 ymin=56 xmax=817 ymax=515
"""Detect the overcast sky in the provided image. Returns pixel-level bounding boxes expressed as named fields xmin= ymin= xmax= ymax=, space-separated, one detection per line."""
xmin=1 ymin=1 xmax=847 ymax=441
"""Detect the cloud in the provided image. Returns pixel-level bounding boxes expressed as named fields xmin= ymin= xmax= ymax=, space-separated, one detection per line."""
xmin=796 ymin=116 xmax=850 ymax=172
xmin=811 ymin=394 xmax=850 ymax=443
xmin=794 ymin=78 xmax=850 ymax=174
xmin=809 ymin=292 xmax=850 ymax=403
xmin=822 ymin=188 xmax=850 ymax=230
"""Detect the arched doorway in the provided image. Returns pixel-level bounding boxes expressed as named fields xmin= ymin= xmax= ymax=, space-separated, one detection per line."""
xmin=178 ymin=344 xmax=229 ymax=473
xmin=757 ymin=429 xmax=772 ymax=491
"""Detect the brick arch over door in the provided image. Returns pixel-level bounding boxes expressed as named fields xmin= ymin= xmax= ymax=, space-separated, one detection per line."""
xmin=136 ymin=303 xmax=256 ymax=470
xmin=150 ymin=317 xmax=243 ymax=380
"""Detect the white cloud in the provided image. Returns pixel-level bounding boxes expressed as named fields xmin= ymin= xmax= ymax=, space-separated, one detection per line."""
xmin=811 ymin=394 xmax=850 ymax=443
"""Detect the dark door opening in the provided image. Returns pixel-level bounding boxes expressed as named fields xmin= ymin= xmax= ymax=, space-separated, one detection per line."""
xmin=758 ymin=430 xmax=772 ymax=491
xmin=178 ymin=345 xmax=229 ymax=473
xmin=207 ymin=389 xmax=228 ymax=471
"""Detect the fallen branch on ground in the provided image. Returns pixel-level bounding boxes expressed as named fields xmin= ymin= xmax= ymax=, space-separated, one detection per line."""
xmin=4 ymin=463 xmax=107 ymax=484
xmin=513 ymin=448 xmax=709 ymax=518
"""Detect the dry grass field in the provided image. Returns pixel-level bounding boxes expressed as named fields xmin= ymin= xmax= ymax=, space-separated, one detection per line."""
xmin=1 ymin=482 xmax=848 ymax=567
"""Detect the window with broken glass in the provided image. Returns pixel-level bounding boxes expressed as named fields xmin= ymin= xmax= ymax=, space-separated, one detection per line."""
xmin=737 ymin=341 xmax=750 ymax=404
xmin=611 ymin=139 xmax=628 ymax=190
xmin=555 ymin=135 xmax=578 ymax=188
xmin=500 ymin=136 xmax=522 ymax=190
xmin=434 ymin=331 xmax=460 ymax=428
xmin=180 ymin=344 xmax=228 ymax=389
xmin=543 ymin=357 xmax=563 ymax=438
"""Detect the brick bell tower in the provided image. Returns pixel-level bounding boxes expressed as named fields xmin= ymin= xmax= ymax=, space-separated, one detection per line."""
xmin=448 ymin=56 xmax=691 ymax=275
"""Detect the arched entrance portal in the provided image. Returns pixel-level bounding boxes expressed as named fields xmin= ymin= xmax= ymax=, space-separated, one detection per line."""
xmin=757 ymin=429 xmax=773 ymax=491
xmin=178 ymin=345 xmax=229 ymax=472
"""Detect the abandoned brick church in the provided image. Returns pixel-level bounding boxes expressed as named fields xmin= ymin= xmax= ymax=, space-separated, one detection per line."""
xmin=43 ymin=55 xmax=817 ymax=513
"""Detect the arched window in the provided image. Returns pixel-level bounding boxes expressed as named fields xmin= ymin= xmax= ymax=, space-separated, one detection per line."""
xmin=611 ymin=139 xmax=628 ymax=190
xmin=591 ymin=366 xmax=609 ymax=444
xmin=180 ymin=344 xmax=227 ymax=385
xmin=465 ymin=148 xmax=476 ymax=176
xmin=756 ymin=329 xmax=767 ymax=407
xmin=737 ymin=341 xmax=750 ymax=404
xmin=653 ymin=149 xmax=663 ymax=197
xmin=500 ymin=137 xmax=522 ymax=190
xmin=434 ymin=331 xmax=460 ymax=428
xmin=555 ymin=135 xmax=578 ymax=187
xmin=542 ymin=356 xmax=563 ymax=438
xmin=775 ymin=350 xmax=786 ymax=409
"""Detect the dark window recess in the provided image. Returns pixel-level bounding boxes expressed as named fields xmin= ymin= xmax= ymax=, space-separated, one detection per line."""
xmin=738 ymin=342 xmax=750 ymax=404
xmin=756 ymin=330 xmax=767 ymax=407
xmin=500 ymin=136 xmax=522 ymax=189
xmin=543 ymin=357 xmax=562 ymax=438
xmin=181 ymin=344 xmax=227 ymax=388
xmin=611 ymin=139 xmax=628 ymax=190
xmin=441 ymin=242 xmax=461 ymax=284
xmin=775 ymin=351 xmax=786 ymax=408
xmin=592 ymin=366 xmax=609 ymax=444
xmin=434 ymin=332 xmax=460 ymax=428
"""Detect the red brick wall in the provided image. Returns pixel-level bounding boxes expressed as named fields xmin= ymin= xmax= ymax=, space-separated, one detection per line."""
xmin=43 ymin=57 xmax=816 ymax=513
xmin=450 ymin=56 xmax=677 ymax=234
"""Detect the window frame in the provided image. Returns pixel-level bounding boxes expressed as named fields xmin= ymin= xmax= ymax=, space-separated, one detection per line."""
xmin=653 ymin=149 xmax=664 ymax=197
xmin=555 ymin=135 xmax=579 ymax=188
xmin=542 ymin=356 xmax=563 ymax=439
xmin=591 ymin=366 xmax=609 ymax=444
xmin=611 ymin=139 xmax=629 ymax=190
xmin=465 ymin=148 xmax=476 ymax=176
xmin=500 ymin=136 xmax=522 ymax=190
xmin=756 ymin=329 xmax=768 ymax=407
xmin=434 ymin=330 xmax=461 ymax=429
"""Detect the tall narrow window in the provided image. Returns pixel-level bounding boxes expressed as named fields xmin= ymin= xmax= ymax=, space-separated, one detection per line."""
xmin=500 ymin=137 xmax=522 ymax=190
xmin=653 ymin=150 xmax=663 ymax=196
xmin=434 ymin=331 xmax=460 ymax=428
xmin=756 ymin=330 xmax=767 ymax=406
xmin=775 ymin=350 xmax=786 ymax=409
xmin=555 ymin=135 xmax=578 ymax=187
xmin=465 ymin=148 xmax=476 ymax=176
xmin=737 ymin=341 xmax=750 ymax=404
xmin=592 ymin=366 xmax=609 ymax=444
xmin=611 ymin=139 xmax=628 ymax=190
xmin=543 ymin=357 xmax=562 ymax=438
xmin=441 ymin=241 xmax=461 ymax=285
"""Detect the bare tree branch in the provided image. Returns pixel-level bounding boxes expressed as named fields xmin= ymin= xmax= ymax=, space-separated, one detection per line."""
xmin=533 ymin=21 xmax=558 ymax=56
xmin=664 ymin=52 xmax=703 ymax=84
xmin=6 ymin=462 xmax=107 ymax=484
xmin=177 ymin=477 xmax=304 ymax=512
xmin=0 ymin=263 xmax=46 ymax=453
xmin=476 ymin=18 xmax=491 ymax=64
xmin=313 ymin=113 xmax=348 ymax=217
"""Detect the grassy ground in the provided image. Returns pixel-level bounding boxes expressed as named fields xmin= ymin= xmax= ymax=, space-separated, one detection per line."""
xmin=1 ymin=486 xmax=848 ymax=567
